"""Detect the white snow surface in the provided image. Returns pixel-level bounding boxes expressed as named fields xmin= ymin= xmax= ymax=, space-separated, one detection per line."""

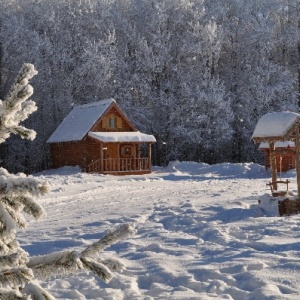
xmin=47 ymin=99 xmax=114 ymax=143
xmin=88 ymin=131 xmax=156 ymax=143
xmin=20 ymin=161 xmax=300 ymax=299
xmin=252 ymin=111 xmax=300 ymax=139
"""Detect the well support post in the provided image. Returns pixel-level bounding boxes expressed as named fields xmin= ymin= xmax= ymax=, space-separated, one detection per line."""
xmin=269 ymin=142 xmax=277 ymax=190
xmin=295 ymin=131 xmax=300 ymax=199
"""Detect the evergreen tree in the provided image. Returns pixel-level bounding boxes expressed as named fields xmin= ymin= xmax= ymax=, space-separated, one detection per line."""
xmin=0 ymin=63 xmax=135 ymax=299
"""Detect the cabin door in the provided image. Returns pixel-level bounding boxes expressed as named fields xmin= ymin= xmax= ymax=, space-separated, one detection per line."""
xmin=102 ymin=143 xmax=119 ymax=172
xmin=120 ymin=144 xmax=135 ymax=171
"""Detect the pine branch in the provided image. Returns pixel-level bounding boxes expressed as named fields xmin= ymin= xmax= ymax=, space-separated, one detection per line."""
xmin=98 ymin=258 xmax=125 ymax=273
xmin=0 ymin=194 xmax=47 ymax=225
xmin=23 ymin=281 xmax=57 ymax=300
xmin=17 ymin=196 xmax=46 ymax=221
xmin=0 ymin=288 xmax=23 ymax=300
xmin=0 ymin=268 xmax=33 ymax=289
xmin=28 ymin=251 xmax=116 ymax=283
xmin=0 ymin=167 xmax=49 ymax=204
xmin=27 ymin=224 xmax=136 ymax=282
xmin=4 ymin=64 xmax=37 ymax=107
xmin=0 ymin=63 xmax=38 ymax=144
xmin=0 ymin=240 xmax=21 ymax=257
xmin=27 ymin=251 xmax=82 ymax=281
xmin=81 ymin=223 xmax=136 ymax=257
xmin=3 ymin=203 xmax=27 ymax=229
xmin=0 ymin=253 xmax=27 ymax=270
xmin=0 ymin=203 xmax=17 ymax=243
xmin=0 ymin=254 xmax=19 ymax=270
xmin=12 ymin=100 xmax=36 ymax=124
xmin=9 ymin=126 xmax=36 ymax=141
xmin=80 ymin=257 xmax=113 ymax=283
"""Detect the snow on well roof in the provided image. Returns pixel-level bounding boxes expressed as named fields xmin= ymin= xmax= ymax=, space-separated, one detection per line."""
xmin=47 ymin=99 xmax=115 ymax=143
xmin=252 ymin=111 xmax=300 ymax=141
xmin=88 ymin=131 xmax=156 ymax=143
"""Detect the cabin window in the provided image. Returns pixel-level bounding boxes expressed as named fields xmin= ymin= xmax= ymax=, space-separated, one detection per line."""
xmin=102 ymin=115 xmax=122 ymax=129
xmin=106 ymin=116 xmax=117 ymax=129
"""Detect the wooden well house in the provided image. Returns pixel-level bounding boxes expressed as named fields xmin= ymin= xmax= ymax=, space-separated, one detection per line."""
xmin=252 ymin=111 xmax=300 ymax=198
xmin=258 ymin=141 xmax=295 ymax=172
xmin=47 ymin=99 xmax=156 ymax=175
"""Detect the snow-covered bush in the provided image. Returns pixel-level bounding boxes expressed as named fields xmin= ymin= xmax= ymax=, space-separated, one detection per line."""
xmin=0 ymin=64 xmax=136 ymax=299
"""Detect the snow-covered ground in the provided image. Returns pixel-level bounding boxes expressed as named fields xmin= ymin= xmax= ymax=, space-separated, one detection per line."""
xmin=18 ymin=161 xmax=300 ymax=299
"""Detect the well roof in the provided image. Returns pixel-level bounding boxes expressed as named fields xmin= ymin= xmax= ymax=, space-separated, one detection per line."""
xmin=252 ymin=111 xmax=300 ymax=143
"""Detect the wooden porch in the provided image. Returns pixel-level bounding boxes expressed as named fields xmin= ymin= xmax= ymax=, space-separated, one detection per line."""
xmin=87 ymin=157 xmax=151 ymax=175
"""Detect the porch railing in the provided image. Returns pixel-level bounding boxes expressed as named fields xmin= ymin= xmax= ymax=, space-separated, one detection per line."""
xmin=87 ymin=158 xmax=150 ymax=173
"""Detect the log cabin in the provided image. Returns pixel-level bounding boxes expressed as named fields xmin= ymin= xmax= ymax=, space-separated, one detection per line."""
xmin=258 ymin=141 xmax=295 ymax=172
xmin=47 ymin=98 xmax=156 ymax=175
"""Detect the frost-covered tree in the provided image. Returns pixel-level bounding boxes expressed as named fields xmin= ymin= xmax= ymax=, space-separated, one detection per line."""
xmin=1 ymin=0 xmax=300 ymax=168
xmin=113 ymin=0 xmax=232 ymax=163
xmin=0 ymin=0 xmax=119 ymax=172
xmin=0 ymin=63 xmax=135 ymax=299
xmin=205 ymin=0 xmax=299 ymax=162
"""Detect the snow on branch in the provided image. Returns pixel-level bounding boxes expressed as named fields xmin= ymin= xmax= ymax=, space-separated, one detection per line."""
xmin=0 ymin=63 xmax=38 ymax=143
xmin=0 ymin=268 xmax=33 ymax=289
xmin=98 ymin=257 xmax=125 ymax=272
xmin=0 ymin=288 xmax=23 ymax=299
xmin=27 ymin=250 xmax=83 ymax=281
xmin=0 ymin=239 xmax=22 ymax=257
xmin=23 ymin=280 xmax=57 ymax=300
xmin=0 ymin=254 xmax=20 ymax=270
xmin=0 ymin=203 xmax=17 ymax=243
xmin=0 ymin=169 xmax=48 ymax=237
xmin=0 ymin=253 xmax=27 ymax=270
xmin=2 ymin=201 xmax=28 ymax=230
xmin=81 ymin=223 xmax=136 ymax=257
xmin=80 ymin=257 xmax=113 ymax=283
xmin=0 ymin=168 xmax=48 ymax=222
xmin=28 ymin=223 xmax=136 ymax=283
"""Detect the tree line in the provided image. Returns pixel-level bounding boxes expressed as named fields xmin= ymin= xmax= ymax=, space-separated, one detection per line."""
xmin=0 ymin=0 xmax=299 ymax=173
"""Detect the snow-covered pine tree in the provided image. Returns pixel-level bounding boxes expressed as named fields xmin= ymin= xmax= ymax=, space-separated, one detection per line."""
xmin=0 ymin=63 xmax=136 ymax=299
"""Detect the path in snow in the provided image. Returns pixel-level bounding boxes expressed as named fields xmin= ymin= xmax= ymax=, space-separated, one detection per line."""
xmin=17 ymin=163 xmax=300 ymax=299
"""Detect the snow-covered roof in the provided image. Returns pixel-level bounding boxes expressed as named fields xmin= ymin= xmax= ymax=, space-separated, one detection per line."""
xmin=258 ymin=141 xmax=295 ymax=149
xmin=47 ymin=99 xmax=115 ymax=143
xmin=88 ymin=131 xmax=156 ymax=143
xmin=252 ymin=111 xmax=300 ymax=142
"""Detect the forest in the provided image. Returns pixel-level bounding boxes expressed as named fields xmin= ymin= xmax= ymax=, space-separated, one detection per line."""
xmin=0 ymin=0 xmax=299 ymax=173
